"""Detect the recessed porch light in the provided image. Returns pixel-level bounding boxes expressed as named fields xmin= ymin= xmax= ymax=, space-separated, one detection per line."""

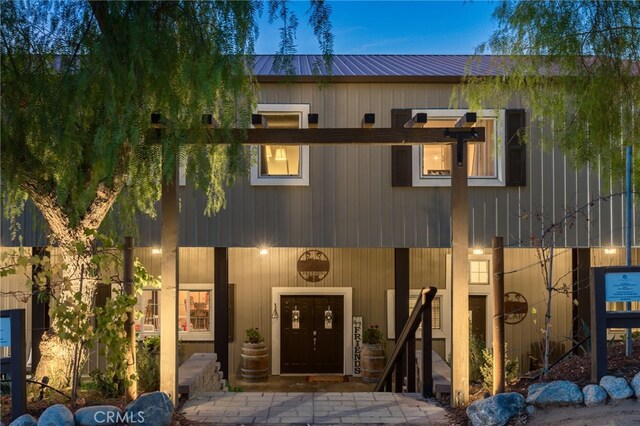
xmin=151 ymin=248 xmax=162 ymax=255
xmin=604 ymin=248 xmax=617 ymax=255
xmin=472 ymin=248 xmax=484 ymax=255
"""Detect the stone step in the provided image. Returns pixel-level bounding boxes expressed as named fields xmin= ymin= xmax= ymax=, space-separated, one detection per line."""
xmin=178 ymin=353 xmax=223 ymax=399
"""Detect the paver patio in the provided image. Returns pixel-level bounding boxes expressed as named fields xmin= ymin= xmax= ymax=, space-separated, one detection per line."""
xmin=180 ymin=392 xmax=450 ymax=424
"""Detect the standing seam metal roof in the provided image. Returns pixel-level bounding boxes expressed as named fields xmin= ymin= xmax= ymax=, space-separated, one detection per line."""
xmin=252 ymin=54 xmax=504 ymax=77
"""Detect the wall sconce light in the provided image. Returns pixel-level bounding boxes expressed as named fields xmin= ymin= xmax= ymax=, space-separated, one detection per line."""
xmin=604 ymin=248 xmax=617 ymax=255
xmin=472 ymin=248 xmax=484 ymax=255
xmin=259 ymin=248 xmax=269 ymax=255
xmin=151 ymin=248 xmax=162 ymax=255
xmin=274 ymin=148 xmax=287 ymax=161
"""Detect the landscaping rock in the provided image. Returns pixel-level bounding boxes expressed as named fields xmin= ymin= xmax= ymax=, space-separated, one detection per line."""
xmin=9 ymin=414 xmax=37 ymax=426
xmin=37 ymin=404 xmax=74 ymax=426
xmin=527 ymin=382 xmax=548 ymax=397
xmin=582 ymin=384 xmax=607 ymax=407
xmin=600 ymin=375 xmax=633 ymax=401
xmin=466 ymin=392 xmax=525 ymax=426
xmin=525 ymin=380 xmax=584 ymax=407
xmin=74 ymin=405 xmax=123 ymax=426
xmin=630 ymin=372 xmax=640 ymax=398
xmin=124 ymin=391 xmax=174 ymax=426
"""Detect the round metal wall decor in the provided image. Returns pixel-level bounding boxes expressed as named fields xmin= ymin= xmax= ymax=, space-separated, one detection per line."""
xmin=504 ymin=292 xmax=528 ymax=325
xmin=297 ymin=250 xmax=330 ymax=282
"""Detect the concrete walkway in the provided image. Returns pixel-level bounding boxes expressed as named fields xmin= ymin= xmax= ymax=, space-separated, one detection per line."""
xmin=180 ymin=391 xmax=450 ymax=425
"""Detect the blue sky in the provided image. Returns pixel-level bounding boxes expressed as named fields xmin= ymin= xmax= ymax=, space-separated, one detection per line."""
xmin=255 ymin=1 xmax=498 ymax=54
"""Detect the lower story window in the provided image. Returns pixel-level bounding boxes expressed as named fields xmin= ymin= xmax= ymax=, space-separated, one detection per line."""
xmin=260 ymin=145 xmax=302 ymax=176
xmin=137 ymin=286 xmax=214 ymax=340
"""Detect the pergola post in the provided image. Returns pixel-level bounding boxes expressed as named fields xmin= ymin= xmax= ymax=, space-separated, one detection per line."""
xmin=451 ymin=137 xmax=470 ymax=407
xmin=160 ymin=153 xmax=179 ymax=404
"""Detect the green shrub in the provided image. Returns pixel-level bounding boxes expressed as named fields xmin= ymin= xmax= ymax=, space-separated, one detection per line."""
xmin=469 ymin=332 xmax=485 ymax=383
xmin=245 ymin=328 xmax=264 ymax=344
xmin=479 ymin=344 xmax=520 ymax=390
xmin=363 ymin=325 xmax=384 ymax=345
xmin=137 ymin=337 xmax=160 ymax=393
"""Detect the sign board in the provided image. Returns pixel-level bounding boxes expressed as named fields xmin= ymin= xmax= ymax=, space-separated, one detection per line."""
xmin=605 ymin=272 xmax=640 ymax=302
xmin=352 ymin=316 xmax=362 ymax=377
xmin=0 ymin=317 xmax=10 ymax=347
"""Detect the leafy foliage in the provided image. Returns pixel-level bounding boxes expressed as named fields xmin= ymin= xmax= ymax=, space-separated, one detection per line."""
xmin=136 ymin=336 xmax=161 ymax=393
xmin=245 ymin=327 xmax=264 ymax=344
xmin=480 ymin=344 xmax=520 ymax=391
xmin=1 ymin=0 xmax=333 ymax=236
xmin=461 ymin=1 xmax=640 ymax=185
xmin=363 ymin=325 xmax=384 ymax=345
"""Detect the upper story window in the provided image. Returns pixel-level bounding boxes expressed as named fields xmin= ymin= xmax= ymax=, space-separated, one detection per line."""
xmin=412 ymin=109 xmax=504 ymax=187
xmin=250 ymin=104 xmax=310 ymax=186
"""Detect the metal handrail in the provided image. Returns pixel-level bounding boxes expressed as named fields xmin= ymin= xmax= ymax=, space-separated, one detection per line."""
xmin=374 ymin=286 xmax=437 ymax=397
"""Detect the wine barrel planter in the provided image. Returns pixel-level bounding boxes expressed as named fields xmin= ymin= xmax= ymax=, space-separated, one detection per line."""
xmin=240 ymin=342 xmax=269 ymax=382
xmin=361 ymin=343 xmax=385 ymax=383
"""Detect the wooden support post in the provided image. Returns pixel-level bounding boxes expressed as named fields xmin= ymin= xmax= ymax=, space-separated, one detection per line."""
xmin=422 ymin=292 xmax=433 ymax=398
xmin=451 ymin=138 xmax=469 ymax=407
xmin=214 ymin=248 xmax=230 ymax=382
xmin=492 ymin=236 xmax=505 ymax=395
xmin=124 ymin=236 xmax=137 ymax=401
xmin=572 ymin=248 xmax=591 ymax=354
xmin=160 ymin=154 xmax=179 ymax=404
xmin=394 ymin=248 xmax=409 ymax=392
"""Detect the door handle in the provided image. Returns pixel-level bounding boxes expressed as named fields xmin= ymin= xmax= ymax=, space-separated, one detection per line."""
xmin=313 ymin=330 xmax=317 ymax=351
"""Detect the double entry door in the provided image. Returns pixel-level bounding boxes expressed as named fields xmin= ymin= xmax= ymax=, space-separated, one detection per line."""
xmin=280 ymin=295 xmax=343 ymax=374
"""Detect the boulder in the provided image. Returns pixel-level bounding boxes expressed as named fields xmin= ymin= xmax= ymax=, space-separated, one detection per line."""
xmin=630 ymin=372 xmax=640 ymax=398
xmin=466 ymin=392 xmax=525 ymax=426
xmin=37 ymin=404 xmax=74 ymax=426
xmin=582 ymin=384 xmax=607 ymax=407
xmin=74 ymin=405 xmax=123 ymax=426
xmin=124 ymin=391 xmax=174 ymax=426
xmin=525 ymin=380 xmax=584 ymax=407
xmin=599 ymin=375 xmax=633 ymax=401
xmin=9 ymin=414 xmax=37 ymax=426
xmin=526 ymin=382 xmax=548 ymax=397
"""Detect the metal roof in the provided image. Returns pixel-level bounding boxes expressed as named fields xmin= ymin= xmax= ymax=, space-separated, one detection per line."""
xmin=252 ymin=55 xmax=504 ymax=80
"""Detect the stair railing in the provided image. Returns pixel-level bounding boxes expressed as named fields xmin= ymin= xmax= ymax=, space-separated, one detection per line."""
xmin=374 ymin=286 xmax=437 ymax=398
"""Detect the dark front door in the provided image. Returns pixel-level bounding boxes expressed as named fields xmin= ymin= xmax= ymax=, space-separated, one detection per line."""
xmin=281 ymin=295 xmax=344 ymax=374
xmin=469 ymin=295 xmax=487 ymax=344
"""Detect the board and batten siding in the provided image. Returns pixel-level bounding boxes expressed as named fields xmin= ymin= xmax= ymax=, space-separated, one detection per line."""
xmin=131 ymin=82 xmax=636 ymax=249
xmin=503 ymin=248 xmax=573 ymax=372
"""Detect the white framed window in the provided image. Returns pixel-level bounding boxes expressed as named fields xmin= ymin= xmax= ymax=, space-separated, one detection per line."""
xmin=250 ymin=104 xmax=310 ymax=186
xmin=412 ymin=109 xmax=505 ymax=187
xmin=137 ymin=283 xmax=214 ymax=341
xmin=469 ymin=260 xmax=490 ymax=285
xmin=386 ymin=289 xmax=449 ymax=341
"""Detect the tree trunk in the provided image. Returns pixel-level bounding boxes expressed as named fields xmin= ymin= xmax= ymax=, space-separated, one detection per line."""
xmin=32 ymin=236 xmax=98 ymax=391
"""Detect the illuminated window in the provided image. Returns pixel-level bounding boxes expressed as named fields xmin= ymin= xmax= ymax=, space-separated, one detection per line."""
xmin=250 ymin=104 xmax=310 ymax=186
xmin=469 ymin=260 xmax=490 ymax=284
xmin=412 ymin=109 xmax=504 ymax=187
xmin=137 ymin=285 xmax=214 ymax=340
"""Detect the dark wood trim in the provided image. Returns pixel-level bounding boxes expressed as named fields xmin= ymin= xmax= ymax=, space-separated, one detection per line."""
xmin=214 ymin=247 xmax=230 ymax=381
xmin=394 ymin=248 xmax=409 ymax=391
xmin=505 ymin=109 xmax=527 ymax=186
xmin=572 ymin=248 xmax=591 ymax=354
xmin=146 ymin=127 xmax=484 ymax=146
xmin=391 ymin=109 xmax=414 ymax=187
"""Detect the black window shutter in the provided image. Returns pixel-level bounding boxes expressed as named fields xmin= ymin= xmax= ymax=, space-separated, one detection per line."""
xmin=505 ymin=109 xmax=527 ymax=186
xmin=391 ymin=109 xmax=413 ymax=187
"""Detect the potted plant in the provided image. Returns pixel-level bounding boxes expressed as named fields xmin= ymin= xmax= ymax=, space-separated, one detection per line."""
xmin=240 ymin=328 xmax=268 ymax=381
xmin=361 ymin=325 xmax=385 ymax=383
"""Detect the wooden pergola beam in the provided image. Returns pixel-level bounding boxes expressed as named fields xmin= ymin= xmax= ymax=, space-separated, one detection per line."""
xmin=404 ymin=113 xmax=428 ymax=128
xmin=455 ymin=112 xmax=477 ymax=128
xmin=145 ymin=127 xmax=485 ymax=145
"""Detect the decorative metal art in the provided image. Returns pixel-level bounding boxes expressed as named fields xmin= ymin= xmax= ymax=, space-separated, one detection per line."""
xmin=271 ymin=303 xmax=279 ymax=319
xmin=324 ymin=305 xmax=333 ymax=329
xmin=504 ymin=292 xmax=528 ymax=325
xmin=292 ymin=305 xmax=300 ymax=329
xmin=297 ymin=250 xmax=330 ymax=282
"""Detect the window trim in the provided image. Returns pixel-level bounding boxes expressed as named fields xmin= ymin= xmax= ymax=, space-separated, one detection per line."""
xmin=250 ymin=104 xmax=310 ymax=186
xmin=137 ymin=283 xmax=214 ymax=341
xmin=411 ymin=109 xmax=505 ymax=187
xmin=385 ymin=289 xmax=449 ymax=341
